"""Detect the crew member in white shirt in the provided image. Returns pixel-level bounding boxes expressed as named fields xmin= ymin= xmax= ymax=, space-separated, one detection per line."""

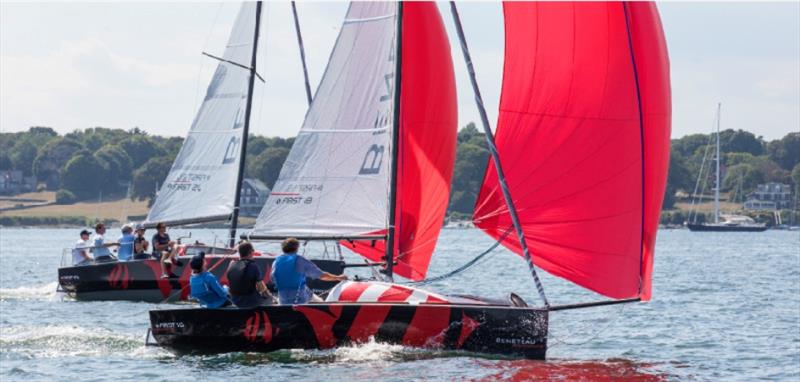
xmin=72 ymin=229 xmax=93 ymax=265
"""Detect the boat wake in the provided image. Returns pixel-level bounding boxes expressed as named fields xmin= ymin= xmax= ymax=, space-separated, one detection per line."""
xmin=0 ymin=325 xmax=171 ymax=359
xmin=0 ymin=282 xmax=60 ymax=301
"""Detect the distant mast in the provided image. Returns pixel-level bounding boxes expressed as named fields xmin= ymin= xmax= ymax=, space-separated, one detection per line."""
xmin=714 ymin=102 xmax=721 ymax=224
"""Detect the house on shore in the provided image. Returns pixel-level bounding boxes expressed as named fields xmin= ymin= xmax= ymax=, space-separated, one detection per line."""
xmin=239 ymin=178 xmax=270 ymax=217
xmin=744 ymin=182 xmax=793 ymax=210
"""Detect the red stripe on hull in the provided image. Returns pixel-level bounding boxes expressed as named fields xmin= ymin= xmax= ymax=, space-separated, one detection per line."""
xmin=346 ymin=305 xmax=392 ymax=343
xmin=402 ymin=305 xmax=451 ymax=347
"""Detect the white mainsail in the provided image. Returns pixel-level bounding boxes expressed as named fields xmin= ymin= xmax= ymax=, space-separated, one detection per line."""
xmin=146 ymin=3 xmax=258 ymax=226
xmin=251 ymin=2 xmax=398 ymax=238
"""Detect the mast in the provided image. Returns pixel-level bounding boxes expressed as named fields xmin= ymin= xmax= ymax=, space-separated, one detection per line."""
xmin=229 ymin=1 xmax=263 ymax=248
xmin=384 ymin=1 xmax=403 ymax=281
xmin=449 ymin=2 xmax=548 ymax=307
xmin=291 ymin=1 xmax=313 ymax=106
xmin=714 ymin=102 xmax=721 ymax=224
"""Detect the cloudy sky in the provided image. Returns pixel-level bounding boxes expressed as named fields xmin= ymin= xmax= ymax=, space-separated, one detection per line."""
xmin=1 ymin=1 xmax=798 ymax=140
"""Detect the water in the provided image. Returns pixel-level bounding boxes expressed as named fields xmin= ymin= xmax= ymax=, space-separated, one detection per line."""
xmin=1 ymin=228 xmax=798 ymax=381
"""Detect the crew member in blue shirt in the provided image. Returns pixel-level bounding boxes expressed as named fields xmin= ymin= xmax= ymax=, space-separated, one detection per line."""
xmin=117 ymin=224 xmax=135 ymax=261
xmin=272 ymin=238 xmax=347 ymax=305
xmin=189 ymin=252 xmax=231 ymax=308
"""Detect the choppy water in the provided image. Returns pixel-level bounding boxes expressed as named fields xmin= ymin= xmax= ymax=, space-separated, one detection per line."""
xmin=0 ymin=228 xmax=798 ymax=381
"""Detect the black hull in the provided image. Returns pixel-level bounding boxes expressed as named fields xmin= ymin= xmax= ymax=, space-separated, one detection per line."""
xmin=149 ymin=303 xmax=549 ymax=359
xmin=58 ymin=256 xmax=344 ymax=303
xmin=686 ymin=223 xmax=768 ymax=232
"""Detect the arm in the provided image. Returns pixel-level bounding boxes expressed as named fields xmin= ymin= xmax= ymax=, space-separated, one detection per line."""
xmin=297 ymin=256 xmax=347 ymax=282
xmin=207 ymin=274 xmax=229 ymax=299
xmin=320 ymin=272 xmax=348 ymax=282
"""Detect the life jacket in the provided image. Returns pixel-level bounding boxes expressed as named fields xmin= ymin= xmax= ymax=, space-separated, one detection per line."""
xmin=271 ymin=254 xmax=306 ymax=292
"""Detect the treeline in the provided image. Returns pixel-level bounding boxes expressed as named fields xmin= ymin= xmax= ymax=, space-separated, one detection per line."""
xmin=665 ymin=130 xmax=799 ymax=209
xmin=1 ymin=125 xmax=798 ymax=215
xmin=0 ymin=126 xmax=295 ymax=205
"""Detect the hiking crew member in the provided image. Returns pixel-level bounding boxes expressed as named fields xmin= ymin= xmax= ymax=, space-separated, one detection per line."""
xmin=189 ymin=252 xmax=231 ymax=308
xmin=153 ymin=222 xmax=182 ymax=278
xmin=117 ymin=224 xmax=135 ymax=261
xmin=272 ymin=238 xmax=347 ymax=305
xmin=92 ymin=223 xmax=118 ymax=262
xmin=133 ymin=224 xmax=150 ymax=260
xmin=227 ymin=242 xmax=274 ymax=308
xmin=72 ymin=229 xmax=93 ymax=265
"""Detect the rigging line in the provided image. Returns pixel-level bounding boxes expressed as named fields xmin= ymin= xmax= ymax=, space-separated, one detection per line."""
xmin=402 ymin=227 xmax=513 ymax=286
xmin=688 ymin=131 xmax=715 ymax=223
xmin=449 ymin=1 xmax=549 ymax=308
xmin=192 ymin=2 xmax=225 ymax=119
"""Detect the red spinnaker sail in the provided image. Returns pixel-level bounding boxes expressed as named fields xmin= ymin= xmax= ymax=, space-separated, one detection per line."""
xmin=344 ymin=2 xmax=458 ymax=280
xmin=473 ymin=2 xmax=670 ymax=300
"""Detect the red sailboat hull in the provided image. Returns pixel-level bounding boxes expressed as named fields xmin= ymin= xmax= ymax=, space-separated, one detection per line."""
xmin=149 ymin=302 xmax=548 ymax=359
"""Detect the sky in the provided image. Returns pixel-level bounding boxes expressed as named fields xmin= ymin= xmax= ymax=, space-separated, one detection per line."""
xmin=1 ymin=1 xmax=798 ymax=141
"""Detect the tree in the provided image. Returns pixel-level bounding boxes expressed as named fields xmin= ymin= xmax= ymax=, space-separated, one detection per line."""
xmin=767 ymin=132 xmax=800 ymax=171
xmin=792 ymin=163 xmax=800 ymax=188
xmin=722 ymin=163 xmax=762 ymax=198
xmin=55 ymin=189 xmax=77 ymax=204
xmin=0 ymin=152 xmax=11 ymax=170
xmin=119 ymin=135 xmax=165 ymax=169
xmin=32 ymin=137 xmax=84 ymax=189
xmin=60 ymin=153 xmax=105 ymax=199
xmin=719 ymin=129 xmax=764 ymax=156
xmin=10 ymin=141 xmax=38 ymax=176
xmin=94 ymin=144 xmax=134 ymax=194
xmin=667 ymin=148 xmax=693 ymax=192
xmin=449 ymin=142 xmax=489 ymax=214
xmin=131 ymin=156 xmax=173 ymax=201
xmin=250 ymin=147 xmax=290 ymax=189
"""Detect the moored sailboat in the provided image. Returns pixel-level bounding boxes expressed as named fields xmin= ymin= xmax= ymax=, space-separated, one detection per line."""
xmin=57 ymin=2 xmax=344 ymax=302
xmin=686 ymin=103 xmax=768 ymax=232
xmin=149 ymin=1 xmax=671 ymax=359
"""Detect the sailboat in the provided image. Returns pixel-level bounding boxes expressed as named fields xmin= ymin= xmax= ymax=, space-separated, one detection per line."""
xmin=57 ymin=2 xmax=344 ymax=302
xmin=686 ymin=104 xmax=767 ymax=232
xmin=148 ymin=1 xmax=670 ymax=359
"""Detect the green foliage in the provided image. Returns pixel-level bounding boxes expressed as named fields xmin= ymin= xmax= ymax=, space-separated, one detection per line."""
xmin=0 ymin=152 xmax=11 ymax=170
xmin=719 ymin=129 xmax=764 ymax=156
xmin=60 ymin=152 xmax=105 ymax=200
xmin=33 ymin=137 xmax=84 ymax=189
xmin=448 ymin=124 xmax=489 ymax=215
xmin=10 ymin=141 xmax=38 ymax=176
xmin=94 ymin=144 xmax=133 ymax=194
xmin=767 ymin=132 xmax=800 ymax=171
xmin=119 ymin=135 xmax=165 ymax=169
xmin=250 ymin=147 xmax=290 ymax=189
xmin=55 ymin=189 xmax=77 ymax=204
xmin=723 ymin=163 xmax=763 ymax=195
xmin=792 ymin=163 xmax=800 ymax=188
xmin=131 ymin=156 xmax=173 ymax=201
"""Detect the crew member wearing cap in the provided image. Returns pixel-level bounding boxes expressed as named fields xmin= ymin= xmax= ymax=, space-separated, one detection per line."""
xmin=72 ymin=229 xmax=93 ymax=265
xmin=189 ymin=252 xmax=231 ymax=308
xmin=117 ymin=224 xmax=136 ymax=261
xmin=133 ymin=224 xmax=150 ymax=260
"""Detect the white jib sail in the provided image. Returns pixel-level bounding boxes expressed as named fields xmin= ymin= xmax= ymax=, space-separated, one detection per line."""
xmin=146 ymin=2 xmax=258 ymax=226
xmin=251 ymin=2 xmax=398 ymax=238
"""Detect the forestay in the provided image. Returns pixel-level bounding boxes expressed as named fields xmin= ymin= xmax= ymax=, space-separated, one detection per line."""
xmin=473 ymin=2 xmax=671 ymax=300
xmin=146 ymin=2 xmax=258 ymax=226
xmin=251 ymin=2 xmax=398 ymax=238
